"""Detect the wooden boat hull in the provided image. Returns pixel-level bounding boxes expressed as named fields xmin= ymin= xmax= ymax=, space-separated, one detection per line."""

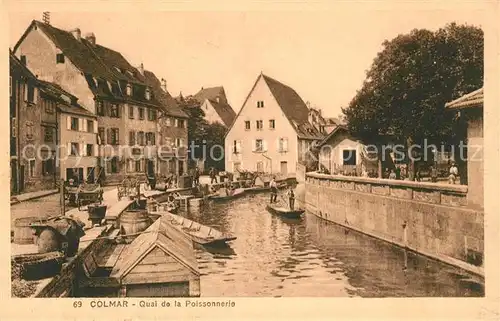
xmin=266 ymin=204 xmax=305 ymax=219
xmin=151 ymin=211 xmax=236 ymax=247
xmin=244 ymin=183 xmax=288 ymax=194
xmin=209 ymin=189 xmax=246 ymax=202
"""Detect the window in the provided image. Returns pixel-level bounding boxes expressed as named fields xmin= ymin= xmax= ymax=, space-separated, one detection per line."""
xmin=56 ymin=53 xmax=65 ymax=63
xmin=177 ymin=119 xmax=185 ymax=128
xmin=25 ymin=84 xmax=36 ymax=103
xmin=148 ymin=109 xmax=157 ymax=121
xmin=257 ymin=101 xmax=264 ymax=108
xmin=256 ymin=120 xmax=263 ymax=130
xmin=28 ymin=159 xmax=35 ymax=177
xmin=128 ymin=106 xmax=134 ymax=119
xmin=175 ymin=138 xmax=181 ymax=147
xmin=278 ymin=138 xmax=288 ymax=152
xmin=146 ymin=132 xmax=156 ymax=145
xmin=87 ymin=120 xmax=94 ymax=133
xmin=11 ymin=118 xmax=16 ymax=138
xmin=25 ymin=121 xmax=34 ymax=140
xmin=126 ymin=84 xmax=132 ymax=96
xmin=129 ymin=131 xmax=136 ymax=146
xmin=138 ymin=131 xmax=145 ymax=146
xmin=96 ymin=101 xmax=104 ymax=116
xmin=45 ymin=101 xmax=55 ymax=114
xmin=98 ymin=127 xmax=105 ymax=145
xmin=86 ymin=144 xmax=94 ymax=156
xmin=255 ymin=139 xmax=263 ymax=152
xmin=245 ymin=121 xmax=250 ymax=130
xmin=343 ymin=149 xmax=357 ymax=166
xmin=135 ymin=160 xmax=142 ymax=172
xmin=109 ymin=128 xmax=119 ymax=145
xmin=44 ymin=126 xmax=53 ymax=143
xmin=70 ymin=143 xmax=79 ymax=156
xmin=42 ymin=158 xmax=54 ymax=176
xmin=145 ymin=88 xmax=151 ymax=100
xmin=269 ymin=119 xmax=275 ymax=129
xmin=70 ymin=117 xmax=79 ymax=131
xmin=233 ymin=140 xmax=241 ymax=154
xmin=165 ymin=117 xmax=171 ymax=127
xmin=138 ymin=107 xmax=145 ymax=120
xmin=20 ymin=55 xmax=26 ymax=65
xmin=110 ymin=104 xmax=120 ymax=118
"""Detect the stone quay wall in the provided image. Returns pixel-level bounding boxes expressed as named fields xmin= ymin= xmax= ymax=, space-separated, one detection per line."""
xmin=305 ymin=172 xmax=484 ymax=277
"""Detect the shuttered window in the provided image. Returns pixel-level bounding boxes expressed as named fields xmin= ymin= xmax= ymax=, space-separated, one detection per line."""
xmin=129 ymin=131 xmax=136 ymax=146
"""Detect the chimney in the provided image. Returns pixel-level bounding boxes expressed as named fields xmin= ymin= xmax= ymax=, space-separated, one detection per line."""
xmin=161 ymin=78 xmax=167 ymax=92
xmin=85 ymin=32 xmax=96 ymax=45
xmin=137 ymin=63 xmax=144 ymax=76
xmin=42 ymin=12 xmax=50 ymax=25
xmin=69 ymin=28 xmax=81 ymax=41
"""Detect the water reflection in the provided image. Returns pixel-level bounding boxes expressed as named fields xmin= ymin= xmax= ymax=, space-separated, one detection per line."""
xmin=179 ymin=194 xmax=484 ymax=297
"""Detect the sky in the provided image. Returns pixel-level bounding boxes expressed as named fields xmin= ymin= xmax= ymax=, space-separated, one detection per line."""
xmin=6 ymin=3 xmax=490 ymax=118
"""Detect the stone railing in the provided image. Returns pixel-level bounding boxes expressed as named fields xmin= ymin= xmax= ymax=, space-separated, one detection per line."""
xmin=306 ymin=172 xmax=468 ymax=207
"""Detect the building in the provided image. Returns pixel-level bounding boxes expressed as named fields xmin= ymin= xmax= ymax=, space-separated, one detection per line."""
xmin=10 ymin=51 xmax=60 ymax=194
xmin=13 ymin=20 xmax=175 ymax=184
xmin=109 ymin=216 xmax=200 ymax=297
xmin=445 ymin=88 xmax=483 ymax=209
xmin=317 ymin=125 xmax=377 ymax=175
xmin=224 ymin=73 xmax=324 ymax=176
xmin=48 ymin=80 xmax=99 ymax=183
xmin=143 ymin=71 xmax=189 ymax=176
xmin=192 ymin=86 xmax=236 ymax=127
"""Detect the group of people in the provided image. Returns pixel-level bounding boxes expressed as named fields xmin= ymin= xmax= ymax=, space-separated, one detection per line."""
xmin=269 ymin=176 xmax=295 ymax=210
xmin=383 ymin=162 xmax=460 ymax=184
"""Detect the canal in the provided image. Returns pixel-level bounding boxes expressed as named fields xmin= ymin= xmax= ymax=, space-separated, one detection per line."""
xmin=181 ymin=193 xmax=484 ymax=297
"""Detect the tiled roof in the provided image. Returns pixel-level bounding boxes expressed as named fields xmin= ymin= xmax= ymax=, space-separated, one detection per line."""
xmin=207 ymin=99 xmax=236 ymax=126
xmin=318 ymin=125 xmax=349 ymax=147
xmin=110 ymin=215 xmax=199 ymax=279
xmin=193 ymin=86 xmax=236 ymax=126
xmin=143 ymin=70 xmax=188 ymax=118
xmin=445 ymin=88 xmax=483 ymax=110
xmin=262 ymin=74 xmax=324 ymax=139
xmin=21 ymin=21 xmax=160 ymax=107
xmin=37 ymin=80 xmax=96 ymax=118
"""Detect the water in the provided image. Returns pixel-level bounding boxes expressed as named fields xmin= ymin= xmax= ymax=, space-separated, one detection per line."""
xmin=182 ymin=193 xmax=484 ymax=297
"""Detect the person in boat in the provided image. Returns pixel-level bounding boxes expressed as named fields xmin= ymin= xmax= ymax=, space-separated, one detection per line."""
xmin=287 ymin=186 xmax=295 ymax=210
xmin=269 ymin=176 xmax=278 ymax=203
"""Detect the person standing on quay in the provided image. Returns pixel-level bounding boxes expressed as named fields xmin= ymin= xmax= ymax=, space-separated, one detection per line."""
xmin=209 ymin=167 xmax=218 ymax=184
xmin=430 ymin=166 xmax=438 ymax=183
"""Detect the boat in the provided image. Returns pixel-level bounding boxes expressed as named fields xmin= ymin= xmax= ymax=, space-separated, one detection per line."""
xmin=208 ymin=188 xmax=246 ymax=202
xmin=244 ymin=182 xmax=288 ymax=194
xmin=149 ymin=211 xmax=237 ymax=247
xmin=266 ymin=204 xmax=305 ymax=219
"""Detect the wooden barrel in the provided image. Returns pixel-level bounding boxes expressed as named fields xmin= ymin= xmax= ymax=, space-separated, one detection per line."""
xmin=37 ymin=228 xmax=61 ymax=253
xmin=13 ymin=217 xmax=45 ymax=245
xmin=119 ymin=210 xmax=152 ymax=242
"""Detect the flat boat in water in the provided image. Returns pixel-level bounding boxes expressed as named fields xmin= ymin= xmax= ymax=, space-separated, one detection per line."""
xmin=266 ymin=204 xmax=305 ymax=219
xmin=150 ymin=211 xmax=237 ymax=247
xmin=208 ymin=188 xmax=246 ymax=202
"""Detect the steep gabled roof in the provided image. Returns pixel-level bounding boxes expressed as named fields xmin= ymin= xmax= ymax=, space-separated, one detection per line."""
xmin=318 ymin=125 xmax=350 ymax=147
xmin=193 ymin=86 xmax=236 ymax=126
xmin=14 ymin=20 xmax=160 ymax=107
xmin=143 ymin=70 xmax=188 ymax=118
xmin=110 ymin=216 xmax=199 ymax=279
xmin=225 ymin=73 xmax=324 ymax=140
xmin=207 ymin=99 xmax=236 ymax=126
xmin=445 ymin=88 xmax=483 ymax=110
xmin=9 ymin=50 xmax=37 ymax=80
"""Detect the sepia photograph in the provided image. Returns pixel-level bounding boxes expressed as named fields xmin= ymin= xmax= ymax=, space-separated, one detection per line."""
xmin=3 ymin=1 xmax=497 ymax=315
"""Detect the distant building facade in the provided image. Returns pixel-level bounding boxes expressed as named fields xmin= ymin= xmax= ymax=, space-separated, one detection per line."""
xmin=14 ymin=20 xmax=188 ymax=184
xmin=224 ymin=73 xmax=324 ymax=176
xmin=192 ymin=86 xmax=236 ymax=127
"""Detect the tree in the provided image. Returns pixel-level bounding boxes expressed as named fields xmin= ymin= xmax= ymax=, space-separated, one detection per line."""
xmin=342 ymin=23 xmax=483 ymax=178
xmin=204 ymin=122 xmax=227 ymax=171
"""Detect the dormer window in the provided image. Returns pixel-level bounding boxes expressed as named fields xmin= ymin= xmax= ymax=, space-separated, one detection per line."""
xmin=145 ymin=88 xmax=151 ymax=100
xmin=126 ymin=84 xmax=132 ymax=96
xmin=56 ymin=53 xmax=65 ymax=64
xmin=93 ymin=77 xmax=98 ymax=88
xmin=126 ymin=70 xmax=134 ymax=77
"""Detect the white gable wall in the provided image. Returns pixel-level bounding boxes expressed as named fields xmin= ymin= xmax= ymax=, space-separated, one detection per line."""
xmin=225 ymin=75 xmax=298 ymax=176
xmin=15 ymin=26 xmax=96 ymax=113
xmin=201 ymin=99 xmax=224 ymax=125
